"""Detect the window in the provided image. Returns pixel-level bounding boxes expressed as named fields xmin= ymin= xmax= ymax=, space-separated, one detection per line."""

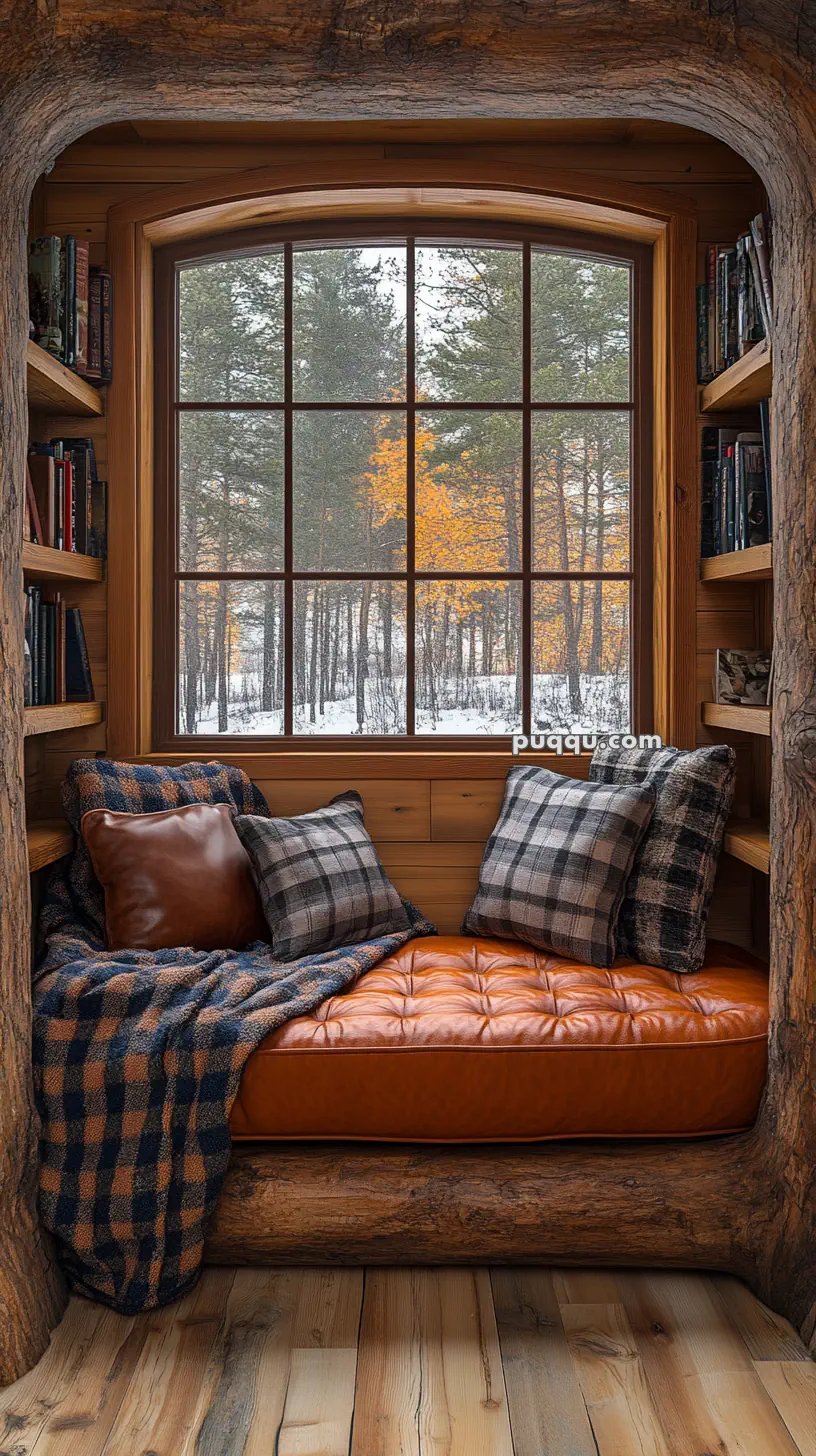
xmin=154 ymin=223 xmax=651 ymax=746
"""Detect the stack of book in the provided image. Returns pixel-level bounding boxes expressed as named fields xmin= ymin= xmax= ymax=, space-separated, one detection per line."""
xmin=26 ymin=436 xmax=107 ymax=559
xmin=24 ymin=589 xmax=93 ymax=707
xmin=697 ymin=213 xmax=772 ymax=383
xmin=701 ymin=408 xmax=772 ymax=557
xmin=28 ymin=235 xmax=113 ymax=381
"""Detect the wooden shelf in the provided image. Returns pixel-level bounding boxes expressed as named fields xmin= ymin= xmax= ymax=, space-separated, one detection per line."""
xmin=27 ymin=339 xmax=103 ymax=417
xmin=24 ymin=701 xmax=103 ymax=737
xmin=700 ymin=341 xmax=771 ymax=412
xmin=27 ymin=819 xmax=74 ymax=872
xmin=22 ymin=540 xmax=104 ymax=582
xmin=700 ymin=543 xmax=772 ymax=583
xmin=724 ymin=819 xmax=770 ymax=875
xmin=702 ymin=702 xmax=771 ymax=736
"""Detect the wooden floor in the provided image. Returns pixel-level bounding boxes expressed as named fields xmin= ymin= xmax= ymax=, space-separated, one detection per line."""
xmin=1 ymin=1268 xmax=814 ymax=1455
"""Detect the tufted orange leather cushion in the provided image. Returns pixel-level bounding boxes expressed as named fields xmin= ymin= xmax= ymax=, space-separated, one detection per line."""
xmin=230 ymin=935 xmax=769 ymax=1142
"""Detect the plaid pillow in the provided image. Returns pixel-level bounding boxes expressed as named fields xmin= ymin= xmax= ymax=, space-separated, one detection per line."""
xmin=234 ymin=790 xmax=411 ymax=961
xmin=462 ymin=765 xmax=656 ymax=969
xmin=589 ymin=743 xmax=736 ymax=973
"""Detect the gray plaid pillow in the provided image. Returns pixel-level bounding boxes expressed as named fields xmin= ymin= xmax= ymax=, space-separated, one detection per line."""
xmin=589 ymin=743 xmax=736 ymax=973
xmin=234 ymin=791 xmax=410 ymax=961
xmin=462 ymin=765 xmax=656 ymax=969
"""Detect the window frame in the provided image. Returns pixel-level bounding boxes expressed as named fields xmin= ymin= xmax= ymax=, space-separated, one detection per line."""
xmin=153 ymin=216 xmax=653 ymax=752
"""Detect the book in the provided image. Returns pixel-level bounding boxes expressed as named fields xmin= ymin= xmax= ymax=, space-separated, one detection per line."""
xmin=88 ymin=480 xmax=107 ymax=559
xmin=700 ymin=426 xmax=719 ymax=557
xmin=759 ymin=397 xmax=773 ymax=536
xmin=75 ymin=241 xmax=90 ymax=376
xmin=750 ymin=212 xmax=773 ymax=333
xmin=28 ymin=237 xmax=63 ymax=357
xmin=62 ymin=458 xmax=74 ymax=554
xmin=87 ymin=273 xmax=102 ymax=380
xmin=62 ymin=235 xmax=76 ymax=369
xmin=734 ymin=433 xmax=767 ymax=550
xmin=65 ymin=608 xmax=94 ymax=701
xmin=23 ymin=592 xmax=33 ymax=707
xmin=92 ymin=268 xmax=114 ymax=382
xmin=715 ymin=648 xmax=772 ymax=706
xmin=696 ymin=284 xmax=712 ymax=383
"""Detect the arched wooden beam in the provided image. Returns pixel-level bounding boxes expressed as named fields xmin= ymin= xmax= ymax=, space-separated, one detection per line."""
xmin=2 ymin=0 xmax=816 ymax=1383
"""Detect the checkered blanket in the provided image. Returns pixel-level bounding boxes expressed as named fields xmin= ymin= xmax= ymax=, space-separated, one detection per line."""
xmin=33 ymin=759 xmax=433 ymax=1314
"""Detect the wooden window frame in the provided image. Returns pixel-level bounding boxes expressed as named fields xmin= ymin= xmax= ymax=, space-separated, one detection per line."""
xmin=105 ymin=159 xmax=697 ymax=774
xmin=152 ymin=218 xmax=653 ymax=753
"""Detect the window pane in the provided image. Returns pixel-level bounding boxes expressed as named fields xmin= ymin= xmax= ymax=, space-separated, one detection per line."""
xmin=293 ymin=411 xmax=406 ymax=571
xmin=293 ymin=246 xmax=406 ymax=402
xmin=416 ymin=580 xmax=521 ymax=735
xmin=533 ymin=580 xmax=630 ymax=732
xmin=178 ymin=253 xmax=284 ymax=402
xmin=416 ymin=245 xmax=522 ymax=402
xmin=533 ymin=410 xmax=630 ymax=573
xmin=532 ymin=251 xmax=631 ymax=402
xmin=178 ymin=580 xmax=284 ymax=735
xmin=179 ymin=411 xmax=284 ymax=572
xmin=416 ymin=411 xmax=523 ymax=572
xmin=293 ymin=581 xmax=406 ymax=735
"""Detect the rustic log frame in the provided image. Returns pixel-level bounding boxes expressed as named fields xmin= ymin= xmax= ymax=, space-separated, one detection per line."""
xmin=1 ymin=0 xmax=815 ymax=1386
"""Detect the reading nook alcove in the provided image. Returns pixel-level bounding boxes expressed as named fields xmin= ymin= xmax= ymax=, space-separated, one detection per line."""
xmin=1 ymin=12 xmax=815 ymax=1443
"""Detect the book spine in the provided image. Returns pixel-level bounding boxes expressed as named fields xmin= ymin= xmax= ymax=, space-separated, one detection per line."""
xmin=87 ymin=272 xmax=102 ymax=380
xmin=62 ymin=458 xmax=73 ymax=553
xmin=750 ymin=212 xmax=774 ymax=331
xmin=63 ymin=236 xmax=76 ymax=369
xmin=759 ymin=397 xmax=773 ymax=536
xmin=75 ymin=242 xmax=90 ymax=375
xmin=31 ymin=587 xmax=40 ymax=706
xmin=714 ymin=247 xmax=725 ymax=375
xmin=66 ymin=608 xmax=94 ymax=702
xmin=706 ymin=244 xmax=718 ymax=376
xmin=700 ymin=426 xmax=719 ymax=558
xmin=99 ymin=271 xmax=113 ymax=382
xmin=89 ymin=480 xmax=107 ymax=559
xmin=696 ymin=284 xmax=711 ymax=384
xmin=725 ymin=249 xmax=739 ymax=368
xmin=23 ymin=590 xmax=32 ymax=707
xmin=28 ymin=237 xmax=63 ymax=358
xmin=745 ymin=444 xmax=770 ymax=547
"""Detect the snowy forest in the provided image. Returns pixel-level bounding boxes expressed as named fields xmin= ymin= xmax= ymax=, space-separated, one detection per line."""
xmin=175 ymin=238 xmax=632 ymax=736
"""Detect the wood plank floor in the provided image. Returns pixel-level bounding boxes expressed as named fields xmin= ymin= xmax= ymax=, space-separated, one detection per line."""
xmin=1 ymin=1268 xmax=813 ymax=1454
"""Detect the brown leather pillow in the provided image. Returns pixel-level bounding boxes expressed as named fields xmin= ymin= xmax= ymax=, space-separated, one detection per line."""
xmin=81 ymin=802 xmax=268 ymax=952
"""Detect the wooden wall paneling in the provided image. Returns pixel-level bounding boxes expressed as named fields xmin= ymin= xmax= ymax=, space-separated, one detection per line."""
xmin=256 ymin=779 xmax=431 ymax=841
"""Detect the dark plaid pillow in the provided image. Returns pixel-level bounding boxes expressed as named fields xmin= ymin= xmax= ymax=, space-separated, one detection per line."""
xmin=589 ymin=743 xmax=736 ymax=973
xmin=462 ymin=765 xmax=656 ymax=969
xmin=234 ymin=790 xmax=411 ymax=961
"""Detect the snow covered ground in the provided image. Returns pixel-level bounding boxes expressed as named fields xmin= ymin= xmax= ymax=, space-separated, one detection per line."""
xmin=186 ymin=671 xmax=629 ymax=736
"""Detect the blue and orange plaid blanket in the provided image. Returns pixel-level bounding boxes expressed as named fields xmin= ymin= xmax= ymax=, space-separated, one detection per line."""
xmin=33 ymin=759 xmax=433 ymax=1313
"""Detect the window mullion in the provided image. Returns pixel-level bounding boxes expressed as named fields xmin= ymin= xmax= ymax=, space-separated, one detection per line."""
xmin=283 ymin=241 xmax=294 ymax=737
xmin=406 ymin=237 xmax=416 ymax=737
xmin=522 ymin=241 xmax=532 ymax=739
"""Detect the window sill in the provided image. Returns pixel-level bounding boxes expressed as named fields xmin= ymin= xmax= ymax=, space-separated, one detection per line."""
xmin=137 ymin=747 xmax=593 ymax=779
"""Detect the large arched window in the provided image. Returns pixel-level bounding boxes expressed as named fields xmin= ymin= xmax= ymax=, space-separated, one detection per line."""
xmin=154 ymin=221 xmax=651 ymax=747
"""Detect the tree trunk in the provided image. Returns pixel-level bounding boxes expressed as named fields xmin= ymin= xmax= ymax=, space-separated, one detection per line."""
xmin=356 ymin=583 xmax=372 ymax=733
xmin=215 ymin=581 xmax=228 ymax=733
xmin=261 ymin=585 xmax=275 ymax=714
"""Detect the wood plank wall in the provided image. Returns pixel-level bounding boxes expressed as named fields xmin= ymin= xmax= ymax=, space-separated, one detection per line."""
xmin=27 ymin=119 xmax=767 ymax=944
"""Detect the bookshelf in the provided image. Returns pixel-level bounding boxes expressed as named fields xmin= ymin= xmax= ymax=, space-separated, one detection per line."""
xmin=22 ymin=541 xmax=104 ymax=582
xmin=700 ymin=543 xmax=772 ymax=582
xmin=27 ymin=339 xmax=104 ymax=418
xmin=723 ymin=819 xmax=770 ymax=875
xmin=24 ymin=701 xmax=103 ymax=737
xmin=702 ymin=702 xmax=771 ymax=736
xmin=27 ymin=819 xmax=74 ymax=872
xmin=700 ymin=340 xmax=772 ymax=413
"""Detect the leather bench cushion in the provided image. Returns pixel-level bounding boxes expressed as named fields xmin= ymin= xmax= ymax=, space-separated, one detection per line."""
xmin=230 ymin=935 xmax=769 ymax=1142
